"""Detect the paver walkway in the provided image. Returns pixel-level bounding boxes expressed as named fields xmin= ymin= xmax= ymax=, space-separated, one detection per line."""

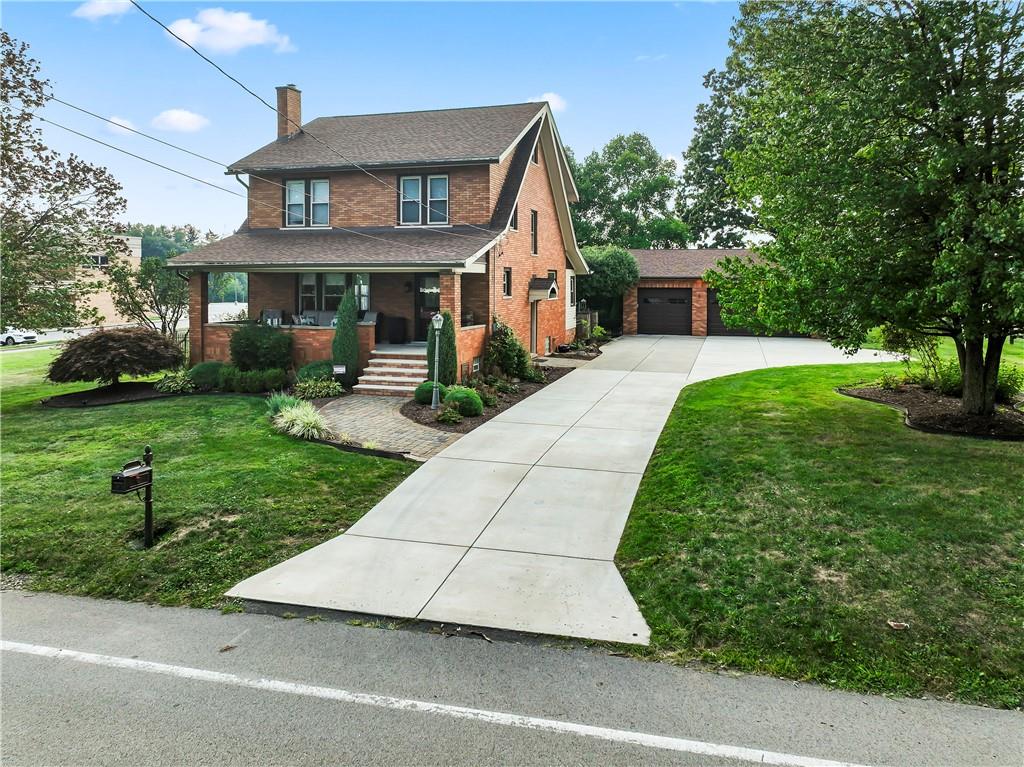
xmin=229 ymin=337 xmax=892 ymax=644
xmin=319 ymin=395 xmax=459 ymax=461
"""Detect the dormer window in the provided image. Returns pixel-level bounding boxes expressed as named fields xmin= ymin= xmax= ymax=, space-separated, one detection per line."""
xmin=399 ymin=174 xmax=449 ymax=226
xmin=285 ymin=179 xmax=329 ymax=228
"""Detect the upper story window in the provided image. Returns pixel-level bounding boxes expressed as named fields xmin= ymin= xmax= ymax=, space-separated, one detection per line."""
xmin=530 ymin=209 xmax=538 ymax=254
xmin=87 ymin=254 xmax=109 ymax=268
xmin=510 ymin=204 xmax=518 ymax=231
xmin=285 ymin=179 xmax=329 ymax=228
xmin=399 ymin=174 xmax=449 ymax=226
xmin=531 ymin=142 xmax=540 ymax=164
xmin=569 ymin=274 xmax=577 ymax=306
xmin=503 ymin=267 xmax=512 ymax=297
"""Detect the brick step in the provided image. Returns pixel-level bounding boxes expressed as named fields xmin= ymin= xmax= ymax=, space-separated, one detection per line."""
xmin=359 ymin=374 xmax=428 ymax=386
xmin=353 ymin=383 xmax=419 ymax=397
xmin=362 ymin=366 xmax=429 ymax=379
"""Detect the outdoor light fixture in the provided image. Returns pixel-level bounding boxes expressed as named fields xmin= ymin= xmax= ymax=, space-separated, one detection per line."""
xmin=430 ymin=311 xmax=444 ymax=410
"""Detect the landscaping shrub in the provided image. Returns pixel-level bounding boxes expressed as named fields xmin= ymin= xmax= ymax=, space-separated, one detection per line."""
xmin=229 ymin=323 xmax=293 ymax=372
xmin=218 ymin=364 xmax=240 ymax=392
xmin=932 ymin=359 xmax=964 ymax=397
xmin=996 ymin=364 xmax=1024 ymax=404
xmin=426 ymin=310 xmax=457 ymax=386
xmin=294 ymin=377 xmax=345 ymax=399
xmin=297 ymin=359 xmax=334 ymax=382
xmin=273 ymin=401 xmax=334 ymax=441
xmin=878 ymin=371 xmax=900 ymax=391
xmin=522 ymin=365 xmax=546 ymax=383
xmin=414 ymin=380 xmax=447 ymax=405
xmin=484 ymin=318 xmax=532 ymax=379
xmin=436 ymin=403 xmax=463 ymax=424
xmin=332 ymin=289 xmax=359 ymax=387
xmin=265 ymin=391 xmax=300 ymax=416
xmin=154 ymin=370 xmax=195 ymax=394
xmin=237 ymin=370 xmax=267 ymax=394
xmin=444 ymin=385 xmax=484 ymax=417
xmin=47 ymin=327 xmax=182 ymax=386
xmin=188 ymin=361 xmax=224 ymax=391
xmin=474 ymin=384 xmax=498 ymax=408
xmin=591 ymin=324 xmax=609 ymax=342
xmin=262 ymin=368 xmax=289 ymax=391
xmin=494 ymin=378 xmax=519 ymax=395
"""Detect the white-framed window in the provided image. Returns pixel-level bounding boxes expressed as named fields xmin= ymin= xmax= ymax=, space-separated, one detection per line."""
xmin=323 ymin=273 xmax=345 ymax=312
xmin=353 ymin=273 xmax=370 ymax=311
xmin=286 ymin=180 xmax=305 ymax=227
xmin=87 ymin=254 xmax=109 ymax=268
xmin=310 ymin=179 xmax=329 ymax=227
xmin=531 ymin=142 xmax=539 ymax=164
xmin=427 ymin=175 xmax=449 ymax=224
xmin=300 ymin=272 xmax=317 ymax=311
xmin=399 ymin=176 xmax=422 ymax=225
xmin=530 ymin=210 xmax=538 ymax=254
xmin=503 ymin=267 xmax=512 ymax=297
xmin=569 ymin=274 xmax=577 ymax=306
xmin=510 ymin=204 xmax=518 ymax=231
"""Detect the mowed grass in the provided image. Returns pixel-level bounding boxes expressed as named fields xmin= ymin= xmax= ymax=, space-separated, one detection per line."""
xmin=617 ymin=363 xmax=1024 ymax=709
xmin=1 ymin=348 xmax=414 ymax=607
xmin=863 ymin=330 xmax=1024 ymax=366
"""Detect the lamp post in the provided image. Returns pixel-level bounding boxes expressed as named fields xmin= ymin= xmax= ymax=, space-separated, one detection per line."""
xmin=430 ymin=311 xmax=444 ymax=410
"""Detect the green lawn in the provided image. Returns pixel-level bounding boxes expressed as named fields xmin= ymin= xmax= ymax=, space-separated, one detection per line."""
xmin=862 ymin=330 xmax=1024 ymax=365
xmin=617 ymin=363 xmax=1023 ymax=709
xmin=1 ymin=348 xmax=414 ymax=607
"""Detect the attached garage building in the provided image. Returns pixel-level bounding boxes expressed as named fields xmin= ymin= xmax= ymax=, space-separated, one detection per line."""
xmin=623 ymin=249 xmax=757 ymax=337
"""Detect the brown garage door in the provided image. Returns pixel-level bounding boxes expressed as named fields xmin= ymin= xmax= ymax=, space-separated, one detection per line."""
xmin=707 ymin=289 xmax=756 ymax=336
xmin=637 ymin=288 xmax=692 ymax=335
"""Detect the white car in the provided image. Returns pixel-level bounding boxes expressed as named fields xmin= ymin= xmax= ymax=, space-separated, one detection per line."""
xmin=2 ymin=328 xmax=38 ymax=346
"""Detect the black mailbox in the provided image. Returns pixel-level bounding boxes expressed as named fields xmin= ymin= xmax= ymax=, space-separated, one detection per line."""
xmin=111 ymin=461 xmax=153 ymax=494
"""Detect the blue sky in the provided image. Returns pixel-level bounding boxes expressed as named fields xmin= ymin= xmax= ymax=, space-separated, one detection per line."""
xmin=7 ymin=1 xmax=739 ymax=234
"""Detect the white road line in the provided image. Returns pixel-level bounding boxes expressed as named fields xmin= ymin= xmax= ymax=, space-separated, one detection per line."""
xmin=3 ymin=639 xmax=872 ymax=767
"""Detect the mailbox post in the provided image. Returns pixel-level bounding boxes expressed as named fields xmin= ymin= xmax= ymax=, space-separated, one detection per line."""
xmin=111 ymin=445 xmax=155 ymax=548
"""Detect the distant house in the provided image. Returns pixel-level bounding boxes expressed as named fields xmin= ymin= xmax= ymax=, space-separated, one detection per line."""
xmin=81 ymin=235 xmax=142 ymax=328
xmin=169 ymin=86 xmax=587 ymax=392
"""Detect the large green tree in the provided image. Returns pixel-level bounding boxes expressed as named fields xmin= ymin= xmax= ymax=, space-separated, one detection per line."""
xmin=578 ymin=245 xmax=640 ymax=329
xmin=106 ymin=255 xmax=190 ymax=336
xmin=1 ymin=32 xmax=127 ymax=330
xmin=678 ymin=68 xmax=758 ymax=247
xmin=710 ymin=0 xmax=1024 ymax=417
xmin=568 ymin=134 xmax=689 ymax=248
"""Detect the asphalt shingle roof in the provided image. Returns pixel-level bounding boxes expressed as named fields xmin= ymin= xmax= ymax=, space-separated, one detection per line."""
xmin=628 ymin=248 xmax=754 ymax=279
xmin=167 ymin=226 xmax=500 ymax=269
xmin=229 ymin=102 xmax=546 ymax=172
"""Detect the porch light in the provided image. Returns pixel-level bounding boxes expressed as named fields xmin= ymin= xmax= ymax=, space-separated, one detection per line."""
xmin=430 ymin=312 xmax=444 ymax=410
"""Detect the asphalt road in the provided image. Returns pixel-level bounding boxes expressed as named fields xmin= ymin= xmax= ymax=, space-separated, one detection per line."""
xmin=1 ymin=591 xmax=1019 ymax=766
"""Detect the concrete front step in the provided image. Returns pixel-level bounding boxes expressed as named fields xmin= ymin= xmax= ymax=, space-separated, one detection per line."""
xmin=369 ymin=354 xmax=428 ymax=365
xmin=363 ymin=367 xmax=428 ymax=379
xmin=353 ymin=383 xmax=419 ymax=397
xmin=359 ymin=374 xmax=428 ymax=386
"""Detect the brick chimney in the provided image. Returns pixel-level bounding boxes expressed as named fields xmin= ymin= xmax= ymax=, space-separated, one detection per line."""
xmin=276 ymin=84 xmax=301 ymax=138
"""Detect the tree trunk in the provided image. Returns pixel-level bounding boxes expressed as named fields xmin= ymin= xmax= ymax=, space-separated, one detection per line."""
xmin=956 ymin=335 xmax=1004 ymax=417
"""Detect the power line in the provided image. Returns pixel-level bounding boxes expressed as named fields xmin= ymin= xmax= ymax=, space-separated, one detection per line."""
xmin=128 ymin=0 xmax=499 ymax=236
xmin=40 ymin=117 xmax=498 ymax=260
xmin=48 ymin=95 xmax=493 ymax=244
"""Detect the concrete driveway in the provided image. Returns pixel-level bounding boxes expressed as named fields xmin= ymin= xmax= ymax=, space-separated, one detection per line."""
xmin=228 ymin=336 xmax=890 ymax=644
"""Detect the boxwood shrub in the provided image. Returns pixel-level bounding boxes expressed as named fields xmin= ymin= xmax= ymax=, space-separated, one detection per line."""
xmin=414 ymin=381 xmax=447 ymax=405
xmin=297 ymin=360 xmax=334 ymax=381
xmin=444 ymin=385 xmax=484 ymax=417
xmin=188 ymin=361 xmax=225 ymax=391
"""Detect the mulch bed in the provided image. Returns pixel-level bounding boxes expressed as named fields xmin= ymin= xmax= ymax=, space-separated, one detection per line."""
xmin=42 ymin=382 xmax=180 ymax=408
xmin=840 ymin=384 xmax=1024 ymax=440
xmin=400 ymin=366 xmax=574 ymax=434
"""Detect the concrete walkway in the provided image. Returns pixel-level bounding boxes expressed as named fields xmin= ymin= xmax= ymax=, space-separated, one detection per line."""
xmin=228 ymin=336 xmax=891 ymax=644
xmin=319 ymin=395 xmax=459 ymax=461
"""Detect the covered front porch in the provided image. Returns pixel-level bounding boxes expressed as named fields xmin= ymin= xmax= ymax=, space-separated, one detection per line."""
xmin=188 ymin=268 xmax=492 ymax=382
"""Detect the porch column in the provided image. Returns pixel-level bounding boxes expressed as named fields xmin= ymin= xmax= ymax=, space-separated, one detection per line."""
xmin=622 ymin=284 xmax=638 ymax=335
xmin=188 ymin=271 xmax=208 ymax=366
xmin=439 ymin=272 xmax=462 ymax=332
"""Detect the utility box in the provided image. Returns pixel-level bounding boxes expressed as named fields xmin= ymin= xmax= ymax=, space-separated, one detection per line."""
xmin=111 ymin=461 xmax=153 ymax=495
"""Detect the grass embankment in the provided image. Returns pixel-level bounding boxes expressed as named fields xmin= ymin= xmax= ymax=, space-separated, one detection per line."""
xmin=1 ymin=348 xmax=414 ymax=607
xmin=618 ymin=363 xmax=1023 ymax=708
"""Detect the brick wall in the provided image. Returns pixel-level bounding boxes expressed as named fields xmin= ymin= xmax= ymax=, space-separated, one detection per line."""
xmin=248 ymin=272 xmax=296 ymax=321
xmin=457 ymin=325 xmax=487 ymax=380
xmin=491 ymin=140 xmax=571 ymax=353
xmin=247 ymin=167 xmax=492 ymax=229
xmin=460 ymin=272 xmax=489 ymax=327
xmin=199 ymin=324 xmax=335 ymax=368
xmin=622 ymin=278 xmax=709 ymax=336
xmin=188 ymin=272 xmax=208 ymax=366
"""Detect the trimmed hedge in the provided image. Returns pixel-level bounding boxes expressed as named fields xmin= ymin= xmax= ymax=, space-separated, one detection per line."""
xmin=215 ymin=365 xmax=285 ymax=393
xmin=414 ymin=381 xmax=447 ymax=405
xmin=426 ymin=310 xmax=457 ymax=386
xmin=297 ymin=360 xmax=334 ymax=381
xmin=444 ymin=385 xmax=484 ymax=417
xmin=229 ymin=324 xmax=293 ymax=372
xmin=188 ymin=361 xmax=224 ymax=391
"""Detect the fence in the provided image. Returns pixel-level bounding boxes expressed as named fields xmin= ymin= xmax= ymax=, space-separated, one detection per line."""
xmin=173 ymin=328 xmax=189 ymax=361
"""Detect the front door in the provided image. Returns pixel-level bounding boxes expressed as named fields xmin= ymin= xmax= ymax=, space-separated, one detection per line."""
xmin=414 ymin=274 xmax=440 ymax=341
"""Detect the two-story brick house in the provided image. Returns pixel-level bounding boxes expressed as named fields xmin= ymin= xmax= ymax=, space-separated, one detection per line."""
xmin=170 ymin=86 xmax=587 ymax=392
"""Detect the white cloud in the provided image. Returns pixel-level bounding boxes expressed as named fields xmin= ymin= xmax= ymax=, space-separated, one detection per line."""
xmin=106 ymin=116 xmax=135 ymax=136
xmin=72 ymin=0 xmax=131 ymax=21
xmin=529 ymin=92 xmax=567 ymax=113
xmin=151 ymin=109 xmax=210 ymax=133
xmin=635 ymin=53 xmax=669 ymax=63
xmin=167 ymin=8 xmax=295 ymax=54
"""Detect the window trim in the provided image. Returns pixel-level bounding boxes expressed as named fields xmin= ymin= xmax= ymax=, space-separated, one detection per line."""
xmin=502 ymin=267 xmax=513 ymax=298
xmin=530 ymin=209 xmax=538 ymax=255
xmin=531 ymin=142 xmax=540 ymax=164
xmin=569 ymin=274 xmax=577 ymax=306
xmin=284 ymin=178 xmax=330 ymax=228
xmin=426 ymin=174 xmax=449 ymax=225
xmin=510 ymin=204 xmax=518 ymax=231
xmin=398 ymin=175 xmax=423 ymax=226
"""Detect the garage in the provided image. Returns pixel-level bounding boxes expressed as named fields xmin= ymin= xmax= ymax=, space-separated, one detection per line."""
xmin=637 ymin=287 xmax=692 ymax=335
xmin=707 ymin=288 xmax=756 ymax=336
